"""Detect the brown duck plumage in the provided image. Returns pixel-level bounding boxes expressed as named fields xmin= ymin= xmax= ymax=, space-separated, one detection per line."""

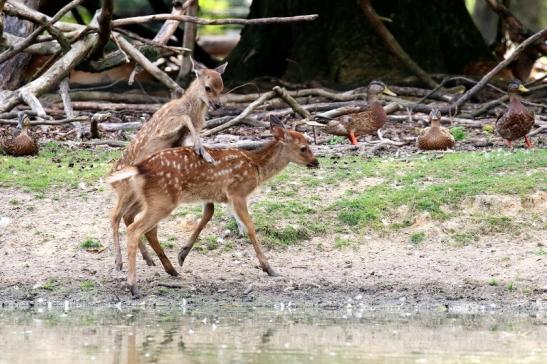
xmin=496 ymin=80 xmax=535 ymax=148
xmin=324 ymin=81 xmax=396 ymax=145
xmin=417 ymin=109 xmax=455 ymax=151
xmin=1 ymin=113 xmax=39 ymax=156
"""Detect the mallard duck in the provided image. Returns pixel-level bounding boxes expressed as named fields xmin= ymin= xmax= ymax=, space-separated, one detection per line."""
xmin=1 ymin=112 xmax=39 ymax=156
xmin=416 ymin=109 xmax=455 ymax=151
xmin=317 ymin=81 xmax=396 ymax=145
xmin=495 ymin=80 xmax=535 ymax=148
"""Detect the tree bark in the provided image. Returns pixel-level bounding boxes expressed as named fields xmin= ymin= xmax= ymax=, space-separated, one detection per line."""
xmin=226 ymin=0 xmax=493 ymax=88
xmin=0 ymin=0 xmax=38 ymax=90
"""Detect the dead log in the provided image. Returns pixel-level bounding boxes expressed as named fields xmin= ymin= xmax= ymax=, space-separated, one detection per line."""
xmin=68 ymin=101 xmax=160 ymax=112
xmin=90 ymin=0 xmax=113 ymax=59
xmin=176 ymin=0 xmax=197 ymax=82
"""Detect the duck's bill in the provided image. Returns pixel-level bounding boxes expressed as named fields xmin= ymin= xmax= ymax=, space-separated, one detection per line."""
xmin=382 ymin=87 xmax=397 ymax=96
xmin=517 ymin=84 xmax=530 ymax=93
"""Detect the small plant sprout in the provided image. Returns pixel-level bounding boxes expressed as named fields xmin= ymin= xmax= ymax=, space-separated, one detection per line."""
xmin=450 ymin=127 xmax=467 ymax=141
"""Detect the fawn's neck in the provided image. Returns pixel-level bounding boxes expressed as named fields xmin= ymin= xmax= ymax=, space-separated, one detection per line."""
xmin=180 ymin=79 xmax=208 ymax=125
xmin=248 ymin=140 xmax=291 ymax=183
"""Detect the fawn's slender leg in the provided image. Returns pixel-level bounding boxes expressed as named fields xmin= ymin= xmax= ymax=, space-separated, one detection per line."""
xmin=123 ymin=212 xmax=155 ymax=267
xmin=230 ymin=197 xmax=278 ymax=277
xmin=126 ymin=207 xmax=171 ymax=295
xmin=111 ymin=189 xmax=132 ymax=271
xmin=144 ymin=226 xmax=179 ymax=276
xmin=178 ymin=202 xmax=215 ymax=266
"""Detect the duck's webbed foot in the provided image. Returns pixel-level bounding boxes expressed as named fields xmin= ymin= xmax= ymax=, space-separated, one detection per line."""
xmin=524 ymin=136 xmax=533 ymax=149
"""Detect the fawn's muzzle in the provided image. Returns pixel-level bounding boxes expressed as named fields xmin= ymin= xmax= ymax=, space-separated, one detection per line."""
xmin=209 ymin=100 xmax=222 ymax=111
xmin=307 ymin=159 xmax=320 ymax=168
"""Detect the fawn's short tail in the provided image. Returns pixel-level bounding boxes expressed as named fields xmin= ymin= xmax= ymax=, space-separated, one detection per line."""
xmin=106 ymin=166 xmax=139 ymax=184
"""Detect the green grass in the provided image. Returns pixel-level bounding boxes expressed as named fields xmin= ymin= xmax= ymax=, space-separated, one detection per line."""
xmin=409 ymin=232 xmax=426 ymax=245
xmin=488 ymin=278 xmax=498 ymax=286
xmin=42 ymin=278 xmax=59 ymax=291
xmin=450 ymin=127 xmax=467 ymax=141
xmin=0 ymin=142 xmax=119 ymax=191
xmin=3 ymin=144 xmax=545 ymax=249
xmin=80 ymin=280 xmax=95 ymax=292
xmin=506 ymin=281 xmax=516 ymax=292
xmin=334 ymin=236 xmax=353 ymax=249
xmin=80 ymin=238 xmax=103 ymax=250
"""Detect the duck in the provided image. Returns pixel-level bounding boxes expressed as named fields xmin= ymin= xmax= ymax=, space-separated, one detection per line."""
xmin=314 ymin=80 xmax=396 ymax=145
xmin=495 ymin=80 xmax=535 ymax=148
xmin=416 ymin=108 xmax=455 ymax=151
xmin=1 ymin=112 xmax=39 ymax=156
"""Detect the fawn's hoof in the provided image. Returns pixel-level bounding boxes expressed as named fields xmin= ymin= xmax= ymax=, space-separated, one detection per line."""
xmin=125 ymin=283 xmax=140 ymax=297
xmin=166 ymin=268 xmax=180 ymax=277
xmin=264 ymin=266 xmax=280 ymax=277
xmin=115 ymin=261 xmax=123 ymax=271
xmin=144 ymin=259 xmax=156 ymax=267
xmin=177 ymin=248 xmax=191 ymax=266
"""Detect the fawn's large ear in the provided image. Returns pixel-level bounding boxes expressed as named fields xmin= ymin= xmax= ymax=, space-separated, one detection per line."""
xmin=191 ymin=57 xmax=207 ymax=76
xmin=214 ymin=62 xmax=228 ymax=74
xmin=270 ymin=114 xmax=289 ymax=141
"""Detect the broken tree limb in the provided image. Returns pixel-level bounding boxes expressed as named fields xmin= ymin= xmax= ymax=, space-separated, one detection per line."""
xmin=455 ymin=26 xmax=547 ymax=109
xmin=111 ymin=13 xmax=319 ymax=27
xmin=113 ymin=32 xmax=183 ymax=98
xmin=0 ymin=0 xmax=83 ymax=64
xmin=359 ymin=0 xmax=438 ymax=88
xmin=0 ymin=116 xmax=87 ymax=125
xmin=202 ymin=91 xmax=276 ymax=136
xmin=0 ymin=26 xmax=98 ymax=113
xmin=273 ymin=86 xmax=311 ymax=118
xmin=90 ymin=0 xmax=113 ymax=59
xmin=220 ymin=88 xmax=366 ymax=103
xmin=177 ymin=0 xmax=197 ymax=82
xmin=0 ymin=32 xmax=60 ymax=54
xmin=67 ymin=101 xmax=161 ymax=112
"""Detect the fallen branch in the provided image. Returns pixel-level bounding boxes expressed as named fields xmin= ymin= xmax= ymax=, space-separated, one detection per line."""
xmin=68 ymin=101 xmax=160 ymax=112
xmin=176 ymin=0 xmax=197 ymax=82
xmin=273 ymin=86 xmax=311 ymax=118
xmin=113 ymin=32 xmax=183 ymax=98
xmin=111 ymin=13 xmax=319 ymax=27
xmin=0 ymin=116 xmax=88 ymax=125
xmin=0 ymin=0 xmax=83 ymax=64
xmin=0 ymin=33 xmax=61 ymax=54
xmin=202 ymin=91 xmax=276 ymax=136
xmin=0 ymin=17 xmax=98 ymax=114
xmin=99 ymin=121 xmax=141 ymax=131
xmin=455 ymin=26 xmax=547 ymax=109
xmin=359 ymin=0 xmax=438 ymax=88
xmin=90 ymin=0 xmax=113 ymax=59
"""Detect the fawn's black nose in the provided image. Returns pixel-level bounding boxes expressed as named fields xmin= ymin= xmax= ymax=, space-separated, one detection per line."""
xmin=209 ymin=100 xmax=222 ymax=111
xmin=307 ymin=159 xmax=319 ymax=168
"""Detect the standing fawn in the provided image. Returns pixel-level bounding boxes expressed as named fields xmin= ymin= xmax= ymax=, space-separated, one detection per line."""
xmin=107 ymin=118 xmax=319 ymax=295
xmin=110 ymin=61 xmax=227 ymax=277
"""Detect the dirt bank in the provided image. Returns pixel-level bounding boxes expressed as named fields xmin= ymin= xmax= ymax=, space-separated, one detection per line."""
xmin=1 ymin=185 xmax=546 ymax=314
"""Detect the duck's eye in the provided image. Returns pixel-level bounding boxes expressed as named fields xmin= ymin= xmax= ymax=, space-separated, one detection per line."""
xmin=205 ymin=86 xmax=212 ymax=92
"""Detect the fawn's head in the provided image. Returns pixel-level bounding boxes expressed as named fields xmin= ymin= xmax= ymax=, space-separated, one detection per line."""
xmin=193 ymin=61 xmax=227 ymax=109
xmin=270 ymin=116 xmax=319 ymax=169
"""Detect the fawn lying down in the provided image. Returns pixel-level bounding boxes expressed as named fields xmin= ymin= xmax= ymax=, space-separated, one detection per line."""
xmin=107 ymin=121 xmax=319 ymax=294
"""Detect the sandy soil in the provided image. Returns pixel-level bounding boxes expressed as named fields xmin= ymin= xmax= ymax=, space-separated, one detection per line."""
xmin=1 ymin=185 xmax=546 ymax=313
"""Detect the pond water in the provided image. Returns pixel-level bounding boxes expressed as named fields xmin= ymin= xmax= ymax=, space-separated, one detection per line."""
xmin=0 ymin=306 xmax=546 ymax=364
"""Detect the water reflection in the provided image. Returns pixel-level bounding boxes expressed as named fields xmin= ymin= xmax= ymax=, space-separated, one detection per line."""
xmin=0 ymin=307 xmax=546 ymax=364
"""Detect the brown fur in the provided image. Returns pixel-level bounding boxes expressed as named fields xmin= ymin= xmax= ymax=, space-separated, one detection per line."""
xmin=109 ymin=64 xmax=226 ymax=275
xmin=108 ymin=127 xmax=319 ymax=294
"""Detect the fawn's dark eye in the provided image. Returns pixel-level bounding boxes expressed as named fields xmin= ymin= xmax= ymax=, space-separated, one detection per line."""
xmin=205 ymin=86 xmax=212 ymax=92
xmin=300 ymin=146 xmax=307 ymax=152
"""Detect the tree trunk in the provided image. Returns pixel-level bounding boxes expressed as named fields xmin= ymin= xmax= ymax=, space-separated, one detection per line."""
xmin=226 ymin=0 xmax=493 ymax=88
xmin=0 ymin=0 xmax=39 ymax=90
